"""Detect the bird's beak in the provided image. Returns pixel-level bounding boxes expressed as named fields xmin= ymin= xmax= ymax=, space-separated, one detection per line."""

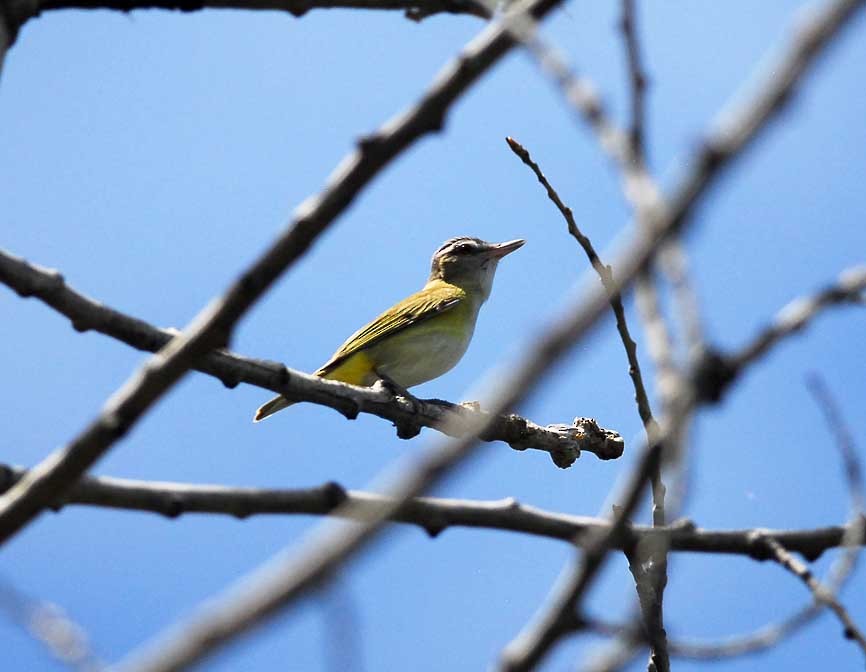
xmin=487 ymin=239 xmax=525 ymax=259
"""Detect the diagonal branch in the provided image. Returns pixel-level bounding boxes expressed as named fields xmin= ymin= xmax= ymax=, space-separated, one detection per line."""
xmin=0 ymin=248 xmax=623 ymax=465
xmin=723 ymin=268 xmax=866 ymax=388
xmin=695 ymin=266 xmax=866 ymax=403
xmin=505 ymin=138 xmax=657 ymax=437
xmin=760 ymin=535 xmax=866 ymax=658
xmin=0 ymin=0 xmax=567 ymax=548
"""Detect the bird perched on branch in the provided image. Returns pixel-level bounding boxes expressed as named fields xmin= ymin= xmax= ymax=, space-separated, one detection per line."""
xmin=253 ymin=236 xmax=525 ymax=422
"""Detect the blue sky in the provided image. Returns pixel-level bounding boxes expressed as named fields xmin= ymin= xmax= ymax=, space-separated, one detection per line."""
xmin=1 ymin=1 xmax=865 ymax=670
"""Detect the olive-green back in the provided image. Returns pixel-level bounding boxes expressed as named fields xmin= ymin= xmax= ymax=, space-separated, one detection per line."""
xmin=316 ymin=279 xmax=466 ymax=376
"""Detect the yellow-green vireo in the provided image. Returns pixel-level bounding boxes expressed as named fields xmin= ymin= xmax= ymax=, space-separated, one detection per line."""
xmin=253 ymin=236 xmax=525 ymax=422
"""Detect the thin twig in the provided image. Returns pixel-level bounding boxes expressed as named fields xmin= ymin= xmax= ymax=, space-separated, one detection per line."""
xmin=806 ymin=376 xmax=864 ymax=512
xmin=665 ymin=605 xmax=820 ymax=659
xmin=504 ymin=138 xmax=657 ymax=436
xmin=0 ymin=0 xmax=569 ymax=549
xmin=505 ymin=136 xmax=671 ymax=670
xmin=701 ymin=266 xmax=866 ymax=402
xmin=761 ymin=535 xmax=866 ymax=658
xmin=620 ymin=0 xmax=647 ymax=166
xmin=805 ymin=375 xmax=866 ymax=651
xmin=0 ymin=249 xmax=622 ymax=466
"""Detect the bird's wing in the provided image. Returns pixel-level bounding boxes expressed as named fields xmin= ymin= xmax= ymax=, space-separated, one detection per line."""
xmin=316 ymin=281 xmax=465 ymax=376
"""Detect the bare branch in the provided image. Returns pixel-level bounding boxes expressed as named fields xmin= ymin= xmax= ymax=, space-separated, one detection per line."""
xmin=701 ymin=266 xmax=866 ymax=402
xmin=761 ymin=535 xmax=866 ymax=658
xmin=505 ymin=138 xmax=657 ymax=436
xmin=667 ymin=605 xmax=820 ymax=660
xmin=0 ymin=248 xmax=622 ymax=465
xmin=2 ymin=464 xmax=863 ymax=559
xmin=806 ymin=376 xmax=864 ymax=511
xmin=619 ymin=0 xmax=647 ymax=165
xmin=0 ymin=0 xmax=571 ymax=548
xmin=512 ymin=256 xmax=866 ymax=670
xmin=36 ymin=0 xmax=489 ymax=20
xmin=2 ymin=0 xmax=488 ymax=66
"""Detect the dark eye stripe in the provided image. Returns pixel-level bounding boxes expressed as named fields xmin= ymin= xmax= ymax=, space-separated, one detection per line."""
xmin=434 ymin=237 xmax=483 ymax=257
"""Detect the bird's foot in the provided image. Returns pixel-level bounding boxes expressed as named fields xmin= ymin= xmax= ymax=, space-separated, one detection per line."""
xmin=372 ymin=375 xmax=425 ymax=439
xmin=374 ymin=373 xmax=423 ymax=415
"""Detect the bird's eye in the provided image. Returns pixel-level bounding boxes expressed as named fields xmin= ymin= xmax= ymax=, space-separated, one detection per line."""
xmin=455 ymin=243 xmax=473 ymax=253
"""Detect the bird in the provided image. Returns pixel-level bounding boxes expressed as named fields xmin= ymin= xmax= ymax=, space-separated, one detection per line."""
xmin=253 ymin=236 xmax=525 ymax=422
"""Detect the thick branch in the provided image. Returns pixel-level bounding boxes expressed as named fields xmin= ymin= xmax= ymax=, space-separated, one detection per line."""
xmin=1 ymin=464 xmax=862 ymax=561
xmin=0 ymin=248 xmax=623 ymax=465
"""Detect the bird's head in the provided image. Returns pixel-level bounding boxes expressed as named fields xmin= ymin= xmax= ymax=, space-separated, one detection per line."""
xmin=429 ymin=236 xmax=525 ymax=301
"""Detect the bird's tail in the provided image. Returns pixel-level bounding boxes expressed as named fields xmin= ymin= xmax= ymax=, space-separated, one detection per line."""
xmin=253 ymin=395 xmax=294 ymax=423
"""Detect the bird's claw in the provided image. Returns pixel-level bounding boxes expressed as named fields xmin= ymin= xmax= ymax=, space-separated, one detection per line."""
xmin=374 ymin=373 xmax=422 ymax=416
